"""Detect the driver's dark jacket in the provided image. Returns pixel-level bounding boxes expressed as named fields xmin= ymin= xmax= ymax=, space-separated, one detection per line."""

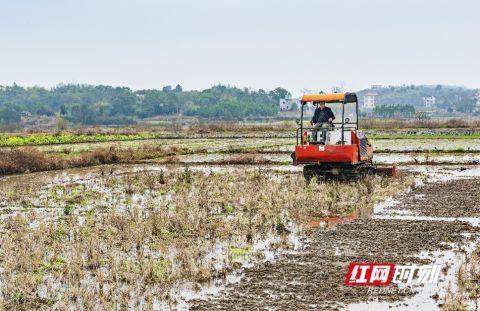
xmin=311 ymin=107 xmax=335 ymax=124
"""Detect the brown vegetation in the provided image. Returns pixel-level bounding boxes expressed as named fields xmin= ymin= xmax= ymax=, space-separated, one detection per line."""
xmin=442 ymin=244 xmax=480 ymax=310
xmin=0 ymin=145 xmax=183 ymax=175
xmin=0 ymin=169 xmax=413 ymax=309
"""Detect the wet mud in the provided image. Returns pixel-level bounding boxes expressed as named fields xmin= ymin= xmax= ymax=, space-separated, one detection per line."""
xmin=191 ymin=218 xmax=478 ymax=310
xmin=191 ymin=174 xmax=480 ymax=310
xmin=393 ymin=178 xmax=480 ymax=217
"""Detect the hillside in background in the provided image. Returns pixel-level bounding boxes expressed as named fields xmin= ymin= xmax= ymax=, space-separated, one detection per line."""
xmin=0 ymin=84 xmax=290 ymax=126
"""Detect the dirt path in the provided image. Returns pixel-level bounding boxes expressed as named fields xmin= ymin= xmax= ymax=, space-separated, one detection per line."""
xmin=190 ymin=173 xmax=480 ymax=310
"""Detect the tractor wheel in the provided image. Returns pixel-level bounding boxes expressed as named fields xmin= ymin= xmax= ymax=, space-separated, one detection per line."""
xmin=303 ymin=165 xmax=318 ymax=183
xmin=359 ymin=164 xmax=376 ymax=177
xmin=303 ymin=165 xmax=328 ymax=183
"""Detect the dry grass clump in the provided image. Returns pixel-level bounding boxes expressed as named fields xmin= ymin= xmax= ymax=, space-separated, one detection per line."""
xmin=442 ymin=245 xmax=480 ymax=310
xmin=0 ymin=169 xmax=413 ymax=309
xmin=0 ymin=147 xmax=53 ymax=174
xmin=0 ymin=145 xmax=183 ymax=175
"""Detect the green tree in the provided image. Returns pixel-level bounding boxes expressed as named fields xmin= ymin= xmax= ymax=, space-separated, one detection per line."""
xmin=174 ymin=84 xmax=183 ymax=92
xmin=33 ymin=103 xmax=54 ymax=116
xmin=0 ymin=103 xmax=22 ymax=124
xmin=269 ymin=87 xmax=291 ymax=101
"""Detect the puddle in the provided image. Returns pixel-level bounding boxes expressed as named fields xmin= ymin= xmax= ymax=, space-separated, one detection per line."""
xmin=159 ymin=221 xmax=304 ymax=310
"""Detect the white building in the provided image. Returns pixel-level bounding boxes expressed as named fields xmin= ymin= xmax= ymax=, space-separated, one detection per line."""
xmin=279 ymin=95 xmax=300 ymax=111
xmin=279 ymin=98 xmax=291 ymax=111
xmin=363 ymin=93 xmax=377 ymax=109
xmin=423 ymin=96 xmax=436 ymax=107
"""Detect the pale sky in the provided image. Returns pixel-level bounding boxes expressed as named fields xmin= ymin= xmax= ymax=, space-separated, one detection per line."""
xmin=0 ymin=0 xmax=479 ymax=95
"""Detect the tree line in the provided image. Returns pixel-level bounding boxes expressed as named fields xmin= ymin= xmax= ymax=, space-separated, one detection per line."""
xmin=0 ymin=84 xmax=290 ymax=125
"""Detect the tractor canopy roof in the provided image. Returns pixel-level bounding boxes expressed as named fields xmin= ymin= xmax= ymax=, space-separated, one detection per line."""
xmin=301 ymin=92 xmax=357 ymax=104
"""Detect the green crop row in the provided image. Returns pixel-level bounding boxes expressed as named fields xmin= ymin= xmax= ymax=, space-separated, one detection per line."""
xmin=0 ymin=133 xmax=163 ymax=147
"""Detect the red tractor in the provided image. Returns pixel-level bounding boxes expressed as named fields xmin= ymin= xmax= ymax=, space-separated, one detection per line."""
xmin=292 ymin=92 xmax=395 ymax=181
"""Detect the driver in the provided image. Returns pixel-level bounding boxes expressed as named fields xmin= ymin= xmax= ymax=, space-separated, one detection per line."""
xmin=310 ymin=101 xmax=335 ymax=144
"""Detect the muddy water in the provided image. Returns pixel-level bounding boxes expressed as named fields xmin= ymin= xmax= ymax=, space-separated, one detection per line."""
xmin=188 ymin=165 xmax=480 ymax=310
xmin=163 ymin=224 xmax=304 ymax=310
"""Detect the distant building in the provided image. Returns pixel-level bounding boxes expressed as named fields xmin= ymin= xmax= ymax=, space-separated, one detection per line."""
xmin=474 ymin=92 xmax=480 ymax=115
xmin=279 ymin=98 xmax=291 ymax=111
xmin=363 ymin=93 xmax=377 ymax=109
xmin=371 ymin=85 xmax=383 ymax=90
xmin=423 ymin=96 xmax=436 ymax=107
xmin=279 ymin=95 xmax=300 ymax=111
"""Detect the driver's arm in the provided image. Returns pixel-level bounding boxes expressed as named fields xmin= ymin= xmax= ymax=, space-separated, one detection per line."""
xmin=328 ymin=108 xmax=335 ymax=122
xmin=310 ymin=109 xmax=318 ymax=125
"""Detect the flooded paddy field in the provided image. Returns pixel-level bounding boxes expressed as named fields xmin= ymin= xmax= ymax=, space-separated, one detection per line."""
xmin=12 ymin=137 xmax=293 ymax=155
xmin=0 ymin=162 xmax=413 ymax=310
xmin=6 ymin=136 xmax=480 ymax=156
xmin=188 ymin=164 xmax=480 ymax=310
xmin=0 ymin=134 xmax=480 ymax=310
xmin=163 ymin=151 xmax=480 ymax=167
xmin=372 ymin=138 xmax=480 ymax=152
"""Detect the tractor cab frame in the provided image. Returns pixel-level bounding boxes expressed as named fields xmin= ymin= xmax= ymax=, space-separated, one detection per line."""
xmin=292 ymin=92 xmax=375 ymax=180
xmin=296 ymin=92 xmax=359 ymax=146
